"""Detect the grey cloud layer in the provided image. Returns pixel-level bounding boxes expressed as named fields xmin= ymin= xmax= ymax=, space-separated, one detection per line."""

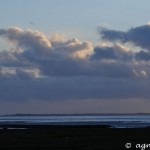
xmin=0 ymin=26 xmax=150 ymax=101
xmin=0 ymin=77 xmax=150 ymax=101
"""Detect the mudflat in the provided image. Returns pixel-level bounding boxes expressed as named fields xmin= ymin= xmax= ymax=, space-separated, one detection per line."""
xmin=0 ymin=125 xmax=150 ymax=150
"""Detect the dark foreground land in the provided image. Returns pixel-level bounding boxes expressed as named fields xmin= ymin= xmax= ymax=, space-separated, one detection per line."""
xmin=0 ymin=125 xmax=150 ymax=150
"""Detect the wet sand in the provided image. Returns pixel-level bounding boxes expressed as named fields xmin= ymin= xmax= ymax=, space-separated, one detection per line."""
xmin=0 ymin=125 xmax=150 ymax=150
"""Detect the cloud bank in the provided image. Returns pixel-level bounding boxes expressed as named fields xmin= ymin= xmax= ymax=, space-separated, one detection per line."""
xmin=0 ymin=25 xmax=150 ymax=107
xmin=100 ymin=24 xmax=150 ymax=51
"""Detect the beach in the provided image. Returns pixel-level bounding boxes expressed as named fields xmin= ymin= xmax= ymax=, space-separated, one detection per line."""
xmin=0 ymin=125 xmax=150 ymax=150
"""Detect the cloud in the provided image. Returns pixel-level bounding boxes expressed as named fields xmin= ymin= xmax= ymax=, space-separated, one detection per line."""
xmin=0 ymin=27 xmax=93 ymax=59
xmin=0 ymin=26 xmax=150 ymax=106
xmin=136 ymin=50 xmax=150 ymax=61
xmin=99 ymin=27 xmax=125 ymax=42
xmin=90 ymin=44 xmax=132 ymax=61
xmin=0 ymin=27 xmax=136 ymax=78
xmin=99 ymin=24 xmax=150 ymax=50
xmin=0 ymin=27 xmax=52 ymax=57
xmin=0 ymin=76 xmax=150 ymax=101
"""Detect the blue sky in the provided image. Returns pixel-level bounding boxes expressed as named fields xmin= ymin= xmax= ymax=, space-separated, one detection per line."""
xmin=1 ymin=0 xmax=150 ymax=42
xmin=1 ymin=0 xmax=150 ymax=114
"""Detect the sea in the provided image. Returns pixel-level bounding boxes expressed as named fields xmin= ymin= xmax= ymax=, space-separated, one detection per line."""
xmin=0 ymin=114 xmax=150 ymax=128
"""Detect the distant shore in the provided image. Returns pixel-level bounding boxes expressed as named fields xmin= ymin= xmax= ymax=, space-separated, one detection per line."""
xmin=2 ymin=113 xmax=150 ymax=116
xmin=0 ymin=124 xmax=150 ymax=149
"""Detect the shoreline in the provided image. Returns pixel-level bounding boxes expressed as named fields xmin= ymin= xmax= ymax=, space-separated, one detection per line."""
xmin=0 ymin=124 xmax=113 ymax=130
xmin=0 ymin=121 xmax=150 ymax=128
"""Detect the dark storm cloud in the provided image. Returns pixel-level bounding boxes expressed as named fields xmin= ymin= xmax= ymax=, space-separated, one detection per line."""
xmin=0 ymin=26 xmax=150 ymax=102
xmin=99 ymin=24 xmax=150 ymax=50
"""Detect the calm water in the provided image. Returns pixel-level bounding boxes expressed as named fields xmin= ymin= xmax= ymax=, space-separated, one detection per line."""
xmin=0 ymin=115 xmax=150 ymax=128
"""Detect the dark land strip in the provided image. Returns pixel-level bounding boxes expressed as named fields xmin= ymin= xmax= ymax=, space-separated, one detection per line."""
xmin=0 ymin=125 xmax=150 ymax=150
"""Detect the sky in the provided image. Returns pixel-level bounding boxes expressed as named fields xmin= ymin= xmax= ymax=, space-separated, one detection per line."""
xmin=0 ymin=0 xmax=150 ymax=114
